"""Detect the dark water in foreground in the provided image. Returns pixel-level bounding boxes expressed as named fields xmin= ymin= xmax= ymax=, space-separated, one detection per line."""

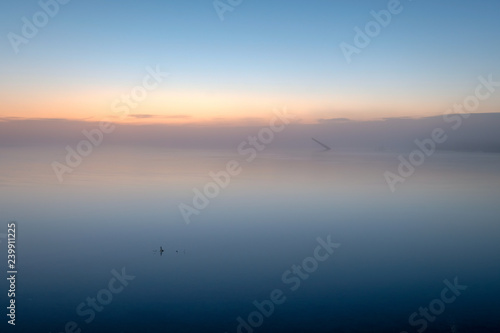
xmin=1 ymin=147 xmax=499 ymax=332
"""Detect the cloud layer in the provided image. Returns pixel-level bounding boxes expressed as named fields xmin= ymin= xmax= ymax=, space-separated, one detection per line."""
xmin=1 ymin=113 xmax=500 ymax=152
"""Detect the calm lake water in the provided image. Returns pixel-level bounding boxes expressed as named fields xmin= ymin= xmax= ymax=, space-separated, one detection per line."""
xmin=1 ymin=146 xmax=499 ymax=332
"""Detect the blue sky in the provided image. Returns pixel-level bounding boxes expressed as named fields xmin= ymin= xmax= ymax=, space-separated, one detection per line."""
xmin=1 ymin=0 xmax=500 ymax=122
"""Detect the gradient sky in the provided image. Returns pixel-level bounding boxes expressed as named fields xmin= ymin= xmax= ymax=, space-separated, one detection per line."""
xmin=1 ymin=0 xmax=500 ymax=124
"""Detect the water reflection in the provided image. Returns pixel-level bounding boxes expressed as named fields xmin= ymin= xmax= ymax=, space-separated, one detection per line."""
xmin=0 ymin=146 xmax=499 ymax=332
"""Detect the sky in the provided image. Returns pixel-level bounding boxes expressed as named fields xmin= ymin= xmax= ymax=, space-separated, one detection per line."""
xmin=1 ymin=0 xmax=500 ymax=125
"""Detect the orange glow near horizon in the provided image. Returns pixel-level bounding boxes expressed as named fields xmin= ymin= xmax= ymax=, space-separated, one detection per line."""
xmin=2 ymin=86 xmax=499 ymax=125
